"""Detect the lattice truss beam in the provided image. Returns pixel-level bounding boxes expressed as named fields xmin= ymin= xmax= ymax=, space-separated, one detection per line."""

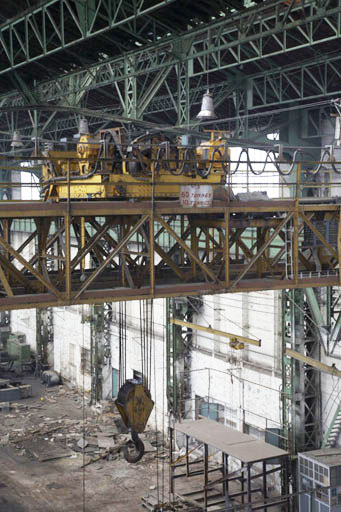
xmin=0 ymin=0 xmax=176 ymax=74
xmin=0 ymin=199 xmax=341 ymax=310
xmin=0 ymin=0 xmax=339 ymax=77
xmin=1 ymin=0 xmax=341 ymax=136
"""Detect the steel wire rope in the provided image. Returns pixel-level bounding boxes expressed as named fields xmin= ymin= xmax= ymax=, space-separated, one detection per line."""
xmin=151 ymin=299 xmax=160 ymax=506
xmin=81 ymin=306 xmax=86 ymax=512
xmin=161 ymin=299 xmax=166 ymax=504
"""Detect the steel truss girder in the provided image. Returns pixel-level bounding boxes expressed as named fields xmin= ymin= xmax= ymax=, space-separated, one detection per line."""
xmin=1 ymin=0 xmax=341 ymax=127
xmin=251 ymin=54 xmax=341 ymax=109
xmin=0 ymin=199 xmax=340 ymax=310
xmin=5 ymin=80 xmax=230 ymax=138
xmin=0 ymin=0 xmax=176 ymax=75
xmin=1 ymin=0 xmax=338 ymax=79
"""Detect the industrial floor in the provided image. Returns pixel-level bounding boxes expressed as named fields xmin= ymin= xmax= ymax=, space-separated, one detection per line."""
xmin=0 ymin=375 xmax=168 ymax=512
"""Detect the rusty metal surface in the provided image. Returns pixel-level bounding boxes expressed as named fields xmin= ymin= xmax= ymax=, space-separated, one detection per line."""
xmin=0 ymin=198 xmax=339 ymax=310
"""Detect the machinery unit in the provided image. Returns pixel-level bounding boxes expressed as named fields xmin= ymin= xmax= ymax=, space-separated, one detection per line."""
xmin=41 ymin=127 xmax=230 ymax=201
xmin=7 ymin=332 xmax=31 ymax=363
xmin=299 ymin=449 xmax=341 ymax=511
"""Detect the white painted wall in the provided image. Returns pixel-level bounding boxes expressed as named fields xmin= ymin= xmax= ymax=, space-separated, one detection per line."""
xmin=192 ymin=291 xmax=282 ymax=370
xmin=11 ymin=291 xmax=283 ymax=438
xmin=53 ymin=305 xmax=92 ymax=391
xmin=190 ymin=291 xmax=282 ymax=438
xmin=320 ymin=351 xmax=341 ymax=446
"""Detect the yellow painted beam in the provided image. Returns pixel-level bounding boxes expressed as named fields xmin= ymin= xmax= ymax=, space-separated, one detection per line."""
xmin=286 ymin=348 xmax=341 ymax=377
xmin=170 ymin=317 xmax=261 ymax=347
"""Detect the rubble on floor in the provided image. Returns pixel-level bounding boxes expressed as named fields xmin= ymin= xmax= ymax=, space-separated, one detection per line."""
xmin=0 ymin=377 xmax=170 ymax=512
xmin=141 ymin=493 xmax=203 ymax=511
xmin=0 ymin=380 xmax=167 ymax=468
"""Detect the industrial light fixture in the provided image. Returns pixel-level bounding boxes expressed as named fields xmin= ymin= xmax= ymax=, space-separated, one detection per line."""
xmin=197 ymin=89 xmax=217 ymax=120
xmin=197 ymin=56 xmax=216 ymax=120
xmin=79 ymin=117 xmax=89 ymax=135
xmin=10 ymin=130 xmax=24 ymax=148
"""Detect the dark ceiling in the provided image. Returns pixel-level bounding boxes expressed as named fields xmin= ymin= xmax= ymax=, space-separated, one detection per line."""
xmin=0 ymin=0 xmax=255 ymax=89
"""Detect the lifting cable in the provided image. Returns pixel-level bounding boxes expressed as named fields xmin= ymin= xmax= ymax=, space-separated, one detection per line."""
xmin=140 ymin=299 xmax=162 ymax=505
xmin=139 ymin=299 xmax=152 ymax=387
xmin=118 ymin=301 xmax=127 ymax=387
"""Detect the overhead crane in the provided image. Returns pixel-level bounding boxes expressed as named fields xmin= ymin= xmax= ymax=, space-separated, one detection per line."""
xmin=0 ymin=187 xmax=340 ymax=311
xmin=0 ymin=121 xmax=340 ymax=311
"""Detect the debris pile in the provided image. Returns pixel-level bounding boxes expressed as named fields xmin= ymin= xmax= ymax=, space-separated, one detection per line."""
xmin=0 ymin=384 xmax=168 ymax=468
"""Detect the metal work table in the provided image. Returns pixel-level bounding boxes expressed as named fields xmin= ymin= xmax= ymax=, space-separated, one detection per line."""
xmin=170 ymin=418 xmax=290 ymax=511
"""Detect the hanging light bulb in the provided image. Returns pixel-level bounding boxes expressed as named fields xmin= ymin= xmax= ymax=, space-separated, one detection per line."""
xmin=79 ymin=117 xmax=89 ymax=135
xmin=197 ymin=89 xmax=216 ymax=120
xmin=10 ymin=131 xmax=24 ymax=147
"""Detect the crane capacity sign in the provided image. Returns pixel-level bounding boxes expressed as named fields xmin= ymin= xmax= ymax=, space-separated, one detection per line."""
xmin=180 ymin=185 xmax=213 ymax=208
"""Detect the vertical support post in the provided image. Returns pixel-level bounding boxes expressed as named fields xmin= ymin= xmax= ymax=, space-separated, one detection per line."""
xmin=65 ymin=160 xmax=71 ymax=300
xmin=185 ymin=435 xmax=189 ymax=476
xmin=2 ymin=219 xmax=11 ymax=282
xmin=65 ymin=213 xmax=71 ymax=301
xmin=90 ymin=303 xmax=104 ymax=404
xmin=121 ymin=224 xmax=126 ymax=287
xmin=190 ymin=220 xmax=197 ymax=279
xmin=247 ymin=463 xmax=252 ymax=505
xmin=169 ymin=427 xmax=174 ymax=495
xmin=124 ymin=55 xmax=137 ymax=119
xmin=224 ymin=453 xmax=229 ymax=510
xmin=281 ymin=456 xmax=290 ymax=510
xmin=338 ymin=206 xmax=341 ymax=286
xmin=204 ymin=443 xmax=208 ymax=508
xmin=263 ymin=460 xmax=267 ymax=502
xmin=225 ymin=209 xmax=229 ymax=288
xmin=241 ymin=461 xmax=245 ymax=504
xmin=293 ymin=163 xmax=301 ymax=284
xmin=296 ymin=162 xmax=301 ymax=201
xmin=256 ymin=227 xmax=262 ymax=276
xmin=36 ymin=308 xmax=53 ymax=367
xmin=81 ymin=216 xmax=85 ymax=272
xmin=222 ymin=452 xmax=226 ymax=496
xmin=233 ymin=87 xmax=249 ymax=137
xmin=293 ymin=206 xmax=299 ymax=285
xmin=177 ymin=58 xmax=190 ymax=127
